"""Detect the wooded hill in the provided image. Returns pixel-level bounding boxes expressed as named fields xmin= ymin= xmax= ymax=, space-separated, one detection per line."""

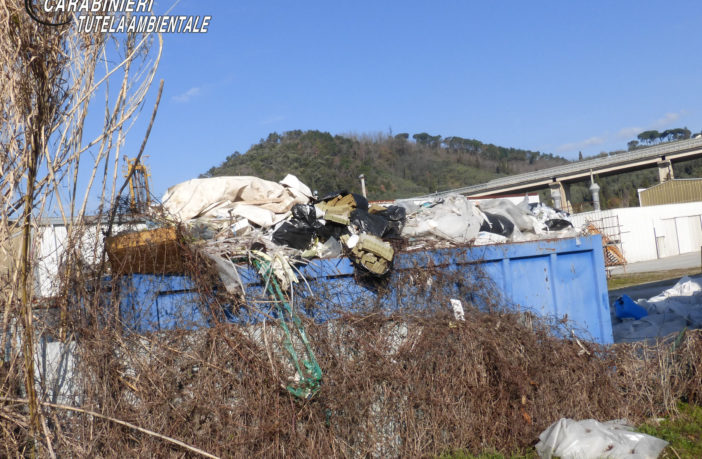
xmin=203 ymin=130 xmax=567 ymax=200
xmin=204 ymin=129 xmax=702 ymax=210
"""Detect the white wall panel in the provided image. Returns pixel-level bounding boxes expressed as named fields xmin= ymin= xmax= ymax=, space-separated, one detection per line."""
xmin=572 ymin=201 xmax=702 ymax=263
xmin=35 ymin=221 xmax=146 ymax=297
xmin=655 ymin=219 xmax=679 ymax=258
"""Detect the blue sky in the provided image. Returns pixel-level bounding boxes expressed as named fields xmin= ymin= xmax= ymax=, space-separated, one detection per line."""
xmin=129 ymin=0 xmax=702 ymax=198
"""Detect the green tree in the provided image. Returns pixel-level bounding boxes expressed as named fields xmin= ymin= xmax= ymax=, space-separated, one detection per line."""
xmin=412 ymin=132 xmax=441 ymax=148
xmin=637 ymin=130 xmax=660 ymax=145
xmin=412 ymin=132 xmax=430 ymax=145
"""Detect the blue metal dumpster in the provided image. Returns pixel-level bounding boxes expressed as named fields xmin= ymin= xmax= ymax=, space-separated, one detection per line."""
xmin=120 ymin=234 xmax=613 ymax=345
xmin=118 ymin=275 xmax=204 ymax=332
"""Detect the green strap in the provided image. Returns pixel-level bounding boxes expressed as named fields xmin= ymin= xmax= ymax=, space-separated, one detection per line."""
xmin=253 ymin=259 xmax=322 ymax=399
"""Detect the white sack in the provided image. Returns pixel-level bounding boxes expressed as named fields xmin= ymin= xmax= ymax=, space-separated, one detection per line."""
xmin=401 ymin=194 xmax=483 ymax=244
xmin=640 ymin=276 xmax=702 ymax=313
xmin=536 ymin=418 xmax=667 ymax=459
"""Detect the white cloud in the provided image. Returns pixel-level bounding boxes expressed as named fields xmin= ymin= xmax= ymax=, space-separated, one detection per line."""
xmin=650 ymin=111 xmax=683 ymax=129
xmin=616 ymin=126 xmax=642 ymax=139
xmin=556 ymin=136 xmax=605 ymax=153
xmin=172 ymin=87 xmax=201 ymax=103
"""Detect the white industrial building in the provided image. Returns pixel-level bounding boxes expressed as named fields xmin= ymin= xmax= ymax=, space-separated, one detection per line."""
xmin=571 ymin=201 xmax=702 ymax=264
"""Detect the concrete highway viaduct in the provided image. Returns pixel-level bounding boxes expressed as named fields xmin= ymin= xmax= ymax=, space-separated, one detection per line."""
xmin=416 ymin=137 xmax=702 ymax=212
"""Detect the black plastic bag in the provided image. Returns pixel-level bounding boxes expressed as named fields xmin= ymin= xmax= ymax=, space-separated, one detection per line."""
xmin=316 ymin=221 xmax=349 ymax=241
xmin=272 ymin=220 xmax=317 ymax=250
xmin=372 ymin=205 xmax=406 ymax=221
xmin=479 ymin=212 xmax=515 ymax=237
xmin=351 ymin=193 xmax=369 ymax=211
xmin=545 ymin=219 xmax=573 ymax=231
xmin=370 ymin=205 xmax=406 ymax=237
xmin=350 ymin=209 xmax=389 ymax=237
xmin=291 ymin=204 xmax=324 ymax=229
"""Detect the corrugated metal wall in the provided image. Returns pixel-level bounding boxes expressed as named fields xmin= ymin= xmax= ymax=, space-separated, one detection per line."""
xmin=640 ymin=179 xmax=702 ymax=206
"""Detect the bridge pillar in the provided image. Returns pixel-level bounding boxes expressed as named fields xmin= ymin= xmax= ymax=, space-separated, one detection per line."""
xmin=657 ymin=160 xmax=674 ymax=183
xmin=549 ymin=182 xmax=572 ymax=212
xmin=562 ymin=183 xmax=573 ymax=213
xmin=549 ymin=183 xmax=562 ymax=210
xmin=589 ymin=182 xmax=601 ymax=211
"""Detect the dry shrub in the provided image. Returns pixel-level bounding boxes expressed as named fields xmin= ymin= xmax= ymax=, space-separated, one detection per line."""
xmin=1 ymin=0 xmax=692 ymax=455
xmin=4 ymin=255 xmax=699 ymax=457
xmin=39 ymin=311 xmax=700 ymax=458
xmin=614 ymin=330 xmax=702 ymax=415
xmin=1 ymin=228 xmax=701 ymax=456
xmin=1 ymin=0 xmax=161 ymax=453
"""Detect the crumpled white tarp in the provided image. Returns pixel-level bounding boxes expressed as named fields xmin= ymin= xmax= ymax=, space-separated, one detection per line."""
xmin=162 ymin=174 xmax=311 ymax=228
xmin=536 ymin=418 xmax=668 ymax=459
xmin=401 ymin=194 xmax=485 ymax=244
xmin=399 ymin=195 xmax=580 ymax=244
xmin=612 ymin=276 xmax=702 ymax=343
xmin=478 ymin=198 xmax=537 ymax=233
xmin=640 ymin=276 xmax=702 ymax=312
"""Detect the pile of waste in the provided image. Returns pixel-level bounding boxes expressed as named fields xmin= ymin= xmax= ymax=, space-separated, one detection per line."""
xmin=398 ymin=194 xmax=578 ymax=248
xmin=161 ymin=175 xmax=405 ymax=279
xmin=612 ymin=275 xmax=702 ymax=343
xmin=154 ymin=175 xmax=585 ymax=291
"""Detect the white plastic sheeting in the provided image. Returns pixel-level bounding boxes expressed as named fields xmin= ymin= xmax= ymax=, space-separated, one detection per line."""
xmin=472 ymin=231 xmax=508 ymax=246
xmin=401 ymin=194 xmax=484 ymax=244
xmin=400 ymin=194 xmax=578 ymax=245
xmin=613 ymin=276 xmax=702 ymax=343
xmin=479 ymin=198 xmax=539 ymax=233
xmin=536 ymin=418 xmax=668 ymax=459
xmin=161 ymin=175 xmax=311 ymax=228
